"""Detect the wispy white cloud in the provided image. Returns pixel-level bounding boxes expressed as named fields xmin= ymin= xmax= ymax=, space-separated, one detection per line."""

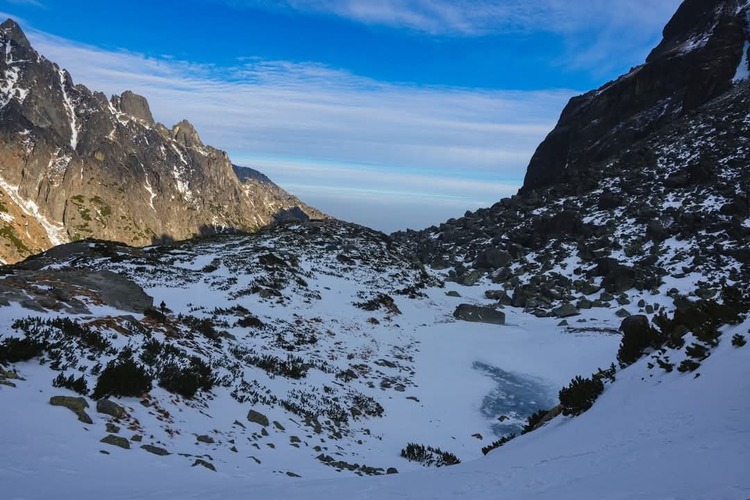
xmin=221 ymin=0 xmax=681 ymax=74
xmin=223 ymin=0 xmax=682 ymax=36
xmin=25 ymin=28 xmax=571 ymax=231
xmin=5 ymin=0 xmax=45 ymax=8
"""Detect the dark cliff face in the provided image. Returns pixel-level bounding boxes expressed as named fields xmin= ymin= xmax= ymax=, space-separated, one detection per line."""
xmin=522 ymin=0 xmax=750 ymax=192
xmin=0 ymin=19 xmax=324 ymax=263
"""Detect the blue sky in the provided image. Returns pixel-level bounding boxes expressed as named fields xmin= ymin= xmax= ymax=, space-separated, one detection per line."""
xmin=0 ymin=0 xmax=681 ymax=231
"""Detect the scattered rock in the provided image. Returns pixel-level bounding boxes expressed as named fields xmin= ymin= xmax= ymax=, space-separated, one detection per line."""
xmin=552 ymin=303 xmax=579 ymax=318
xmin=615 ymin=308 xmax=632 ymax=318
xmin=100 ymin=434 xmax=130 ymax=449
xmin=476 ymin=248 xmax=512 ymax=269
xmin=453 ymin=304 xmax=505 ymax=325
xmin=192 ymin=459 xmax=216 ymax=471
xmin=141 ymin=444 xmax=171 ymax=456
xmin=49 ymin=396 xmax=93 ymax=424
xmin=96 ymin=399 xmax=126 ymax=418
xmin=247 ymin=409 xmax=270 ymax=427
xmin=197 ymin=434 xmax=215 ymax=444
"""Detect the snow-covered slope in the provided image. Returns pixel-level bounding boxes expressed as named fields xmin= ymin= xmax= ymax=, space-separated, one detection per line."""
xmin=0 ymin=221 xmax=623 ymax=496
xmin=1 ymin=220 xmax=747 ymax=499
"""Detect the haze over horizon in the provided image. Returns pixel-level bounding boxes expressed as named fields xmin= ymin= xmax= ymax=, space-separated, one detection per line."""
xmin=0 ymin=0 xmax=681 ymax=232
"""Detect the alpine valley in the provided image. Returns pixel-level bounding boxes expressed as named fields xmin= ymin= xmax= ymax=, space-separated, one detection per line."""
xmin=1 ymin=1 xmax=750 ymax=499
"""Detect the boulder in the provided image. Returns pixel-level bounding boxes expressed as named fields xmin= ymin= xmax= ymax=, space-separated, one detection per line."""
xmin=620 ymin=315 xmax=650 ymax=338
xmin=50 ymin=396 xmax=93 ymax=424
xmin=141 ymin=444 xmax=171 ymax=456
xmin=100 ymin=434 xmax=130 ymax=449
xmin=247 ymin=409 xmax=270 ymax=427
xmin=552 ymin=303 xmax=580 ymax=318
xmin=453 ymin=304 xmax=505 ymax=325
xmin=96 ymin=399 xmax=126 ymax=418
xmin=476 ymin=248 xmax=512 ymax=269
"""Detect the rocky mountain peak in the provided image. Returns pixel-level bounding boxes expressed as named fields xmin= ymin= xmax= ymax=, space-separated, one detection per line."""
xmin=521 ymin=0 xmax=750 ymax=192
xmin=171 ymin=119 xmax=203 ymax=147
xmin=0 ymin=20 xmax=326 ymax=264
xmin=112 ymin=90 xmax=155 ymax=125
xmin=0 ymin=18 xmax=31 ymax=49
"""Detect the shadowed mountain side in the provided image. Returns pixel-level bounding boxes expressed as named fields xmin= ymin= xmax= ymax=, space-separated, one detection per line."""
xmin=521 ymin=0 xmax=750 ymax=192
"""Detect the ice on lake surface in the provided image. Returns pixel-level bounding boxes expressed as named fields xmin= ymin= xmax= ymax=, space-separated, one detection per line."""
xmin=473 ymin=361 xmax=556 ymax=436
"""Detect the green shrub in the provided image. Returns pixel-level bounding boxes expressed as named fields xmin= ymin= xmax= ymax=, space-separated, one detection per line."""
xmin=158 ymin=357 xmax=214 ymax=399
xmin=522 ymin=409 xmax=548 ymax=434
xmin=618 ymin=324 xmax=660 ymax=365
xmin=559 ymin=375 xmax=604 ymax=416
xmin=0 ymin=337 xmax=46 ymax=363
xmin=139 ymin=338 xmax=163 ymax=366
xmin=93 ymin=356 xmax=152 ymax=399
xmin=400 ymin=443 xmax=460 ymax=467
xmin=677 ymin=359 xmax=701 ymax=373
xmin=482 ymin=433 xmax=516 ymax=455
xmin=46 ymin=318 xmax=111 ymax=352
xmin=236 ymin=315 xmax=265 ymax=329
xmin=179 ymin=315 xmax=221 ymax=341
xmin=732 ymin=334 xmax=747 ymax=347
xmin=592 ymin=363 xmax=617 ymax=383
xmin=685 ymin=343 xmax=709 ymax=360
xmin=52 ymin=373 xmax=88 ymax=395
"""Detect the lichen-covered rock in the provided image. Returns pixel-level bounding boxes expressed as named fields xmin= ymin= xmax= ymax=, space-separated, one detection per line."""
xmin=96 ymin=398 xmax=126 ymax=418
xmin=100 ymin=434 xmax=130 ymax=449
xmin=49 ymin=396 xmax=93 ymax=424
xmin=141 ymin=444 xmax=170 ymax=456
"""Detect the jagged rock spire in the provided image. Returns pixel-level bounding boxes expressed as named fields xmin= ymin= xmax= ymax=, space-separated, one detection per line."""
xmin=0 ymin=19 xmax=31 ymax=49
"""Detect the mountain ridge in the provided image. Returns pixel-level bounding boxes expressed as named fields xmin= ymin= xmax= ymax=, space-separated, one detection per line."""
xmin=520 ymin=0 xmax=750 ymax=192
xmin=1 ymin=1 xmax=750 ymax=498
xmin=0 ymin=18 xmax=325 ymax=264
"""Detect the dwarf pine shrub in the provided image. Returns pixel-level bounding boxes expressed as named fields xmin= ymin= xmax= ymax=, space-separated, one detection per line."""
xmin=53 ymin=373 xmax=89 ymax=395
xmin=559 ymin=375 xmax=604 ymax=416
xmin=482 ymin=434 xmax=516 ymax=455
xmin=400 ymin=443 xmax=460 ymax=467
xmin=0 ymin=336 xmax=46 ymax=363
xmin=93 ymin=356 xmax=152 ymax=399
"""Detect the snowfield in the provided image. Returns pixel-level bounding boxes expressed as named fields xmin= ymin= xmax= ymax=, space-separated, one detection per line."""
xmin=0 ymin=223 xmax=748 ymax=499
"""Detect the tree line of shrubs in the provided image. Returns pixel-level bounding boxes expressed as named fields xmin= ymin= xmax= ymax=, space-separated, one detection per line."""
xmin=400 ymin=443 xmax=460 ymax=467
xmin=0 ymin=316 xmax=216 ymax=401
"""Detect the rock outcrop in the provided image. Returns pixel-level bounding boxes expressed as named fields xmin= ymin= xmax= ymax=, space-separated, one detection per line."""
xmin=522 ymin=0 xmax=750 ymax=192
xmin=0 ymin=19 xmax=325 ymax=264
xmin=396 ymin=0 xmax=750 ymax=318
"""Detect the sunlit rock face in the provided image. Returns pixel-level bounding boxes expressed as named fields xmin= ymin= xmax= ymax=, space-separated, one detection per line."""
xmin=0 ymin=19 xmax=325 ymax=264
